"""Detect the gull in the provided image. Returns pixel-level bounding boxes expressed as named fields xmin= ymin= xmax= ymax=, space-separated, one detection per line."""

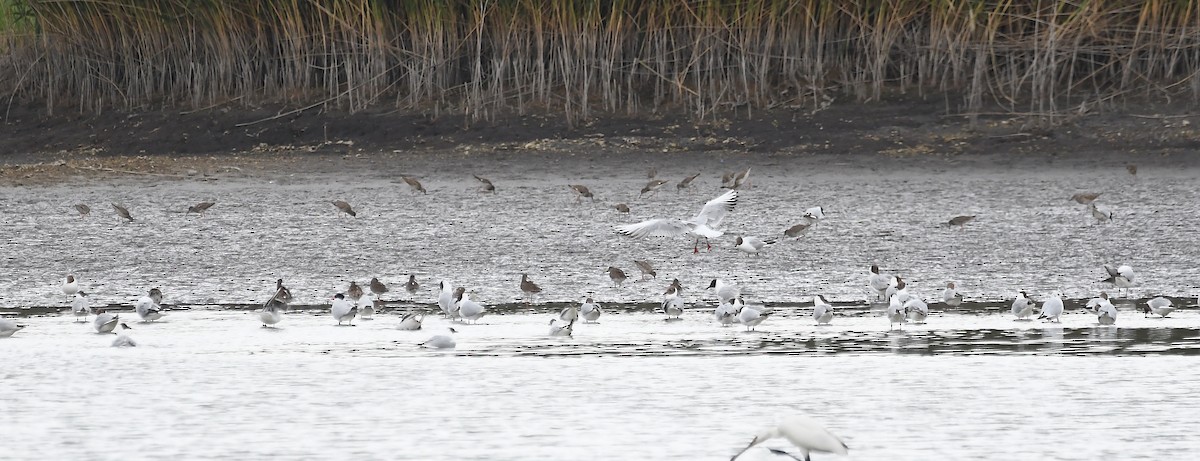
xmin=402 ymin=176 xmax=427 ymax=194
xmin=1070 ymin=192 xmax=1102 ymax=205
xmin=111 ymin=323 xmax=137 ymax=347
xmin=358 ymin=294 xmax=375 ymax=320
xmin=187 ymin=201 xmax=215 ymax=215
xmin=1088 ymin=203 xmax=1113 ymax=223
xmin=708 ymin=279 xmax=740 ymax=304
xmin=1039 ymin=294 xmax=1064 ymax=322
xmin=404 ymin=275 xmax=420 ymax=298
xmin=608 ymin=266 xmax=628 ymax=288
xmin=616 ymin=189 xmax=738 ymax=253
xmin=1142 ymin=297 xmax=1176 ymax=318
xmin=633 ymin=260 xmax=657 ymax=280
xmin=735 ymin=235 xmax=775 ymax=255
xmin=74 ymin=204 xmax=91 ymax=218
xmin=1086 ymin=292 xmax=1118 ymax=325
xmin=1011 ymin=291 xmax=1037 ymax=320
xmin=520 ymin=274 xmax=542 ymax=304
xmin=803 ymin=206 xmax=826 ymax=220
xmin=580 ymin=296 xmax=602 ymax=323
xmin=559 ymin=303 xmax=580 ymax=323
xmin=397 ymin=311 xmax=423 ymax=330
xmin=868 ymin=265 xmax=893 ymax=302
xmin=884 ymin=277 xmax=910 ymax=304
xmin=94 ymin=311 xmax=119 ymax=334
xmin=614 ymin=203 xmax=630 ymax=213
xmin=112 ymin=203 xmax=134 ymax=222
xmin=62 ymin=274 xmax=80 ymax=297
xmin=812 ymin=295 xmax=834 ymax=325
xmin=735 ymin=302 xmax=769 ymax=331
xmin=947 ymin=215 xmax=975 ymax=228
xmin=259 ymin=299 xmax=283 ymax=328
xmin=640 ymin=179 xmax=669 ymax=196
xmin=438 ymin=281 xmax=457 ymax=318
xmin=419 ymin=328 xmax=456 ymax=349
xmin=273 ymin=279 xmax=294 ymax=304
xmin=370 ymin=277 xmax=388 ymax=298
xmin=715 ymin=298 xmax=740 ymax=326
xmin=455 ymin=288 xmax=487 ymax=324
xmin=548 ymin=318 xmax=575 ymax=337
xmin=0 ymin=318 xmax=25 ymax=338
xmin=942 ymin=282 xmax=964 ymax=306
xmin=905 ymin=297 xmax=929 ymax=324
xmin=569 ymin=184 xmax=595 ymax=202
xmin=331 ymin=293 xmax=358 ymax=326
xmin=331 ymin=200 xmax=356 ymax=217
xmin=473 ymin=175 xmax=496 ymax=194
xmin=662 ymin=286 xmax=686 ymax=320
xmin=887 ymin=295 xmax=906 ymax=330
xmin=1101 ymin=264 xmax=1135 ymax=296
xmin=730 ymin=414 xmax=849 ymax=461
xmin=676 ymin=173 xmax=701 ymax=190
xmin=135 ymin=288 xmax=165 ymax=322
xmin=72 ymin=292 xmax=92 ymax=322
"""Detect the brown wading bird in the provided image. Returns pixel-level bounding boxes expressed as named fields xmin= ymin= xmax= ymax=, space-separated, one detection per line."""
xmin=948 ymin=215 xmax=975 ymax=228
xmin=404 ymin=275 xmax=419 ymax=297
xmin=273 ymin=279 xmax=294 ymax=304
xmin=784 ymin=221 xmax=814 ymax=239
xmin=370 ymin=277 xmax=388 ymax=297
xmin=569 ymin=184 xmax=594 ymax=203
xmin=641 ymin=179 xmax=669 ymax=196
xmin=633 ymin=260 xmax=657 ymax=280
xmin=402 ymin=176 xmax=427 ymax=194
xmin=614 ymin=203 xmax=630 ymax=213
xmin=676 ymin=173 xmax=701 ymax=190
xmin=332 ymin=200 xmax=356 ymax=217
xmin=347 ymin=281 xmax=364 ymax=301
xmin=187 ymin=201 xmax=215 ymax=215
xmin=1070 ymin=192 xmax=1101 ymax=205
xmin=111 ymin=203 xmax=134 ymax=222
xmin=664 ymin=278 xmax=683 ymax=295
xmin=473 ymin=175 xmax=496 ymax=194
xmin=520 ymin=274 xmax=542 ymax=304
xmin=1126 ymin=164 xmax=1138 ymax=176
xmin=723 ymin=168 xmax=752 ymax=189
xmin=607 ymin=266 xmax=627 ymax=288
xmin=74 ymin=204 xmax=91 ymax=218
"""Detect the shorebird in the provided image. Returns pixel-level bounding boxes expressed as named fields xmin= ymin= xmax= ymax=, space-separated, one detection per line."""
xmin=569 ymin=184 xmax=595 ymax=202
xmin=402 ymin=176 xmax=427 ymax=194
xmin=640 ymin=179 xmax=669 ymax=196
xmin=419 ymin=328 xmax=456 ymax=349
xmin=473 ymin=175 xmax=496 ymax=194
xmin=74 ymin=204 xmax=90 ymax=218
xmin=607 ymin=266 xmax=628 ymax=288
xmin=1088 ymin=203 xmax=1113 ymax=223
xmin=187 ymin=201 xmax=215 ymax=215
xmin=941 ymin=282 xmax=963 ymax=306
xmin=135 ymin=288 xmax=165 ymax=322
xmin=273 ymin=279 xmax=294 ymax=304
xmin=520 ymin=274 xmax=542 ymax=304
xmin=111 ymin=323 xmax=137 ymax=347
xmin=548 ymin=318 xmax=575 ymax=337
xmin=813 ymin=295 xmax=834 ymax=325
xmin=347 ymin=281 xmax=364 ymax=301
xmin=784 ymin=219 xmax=817 ymax=239
xmin=735 ymin=302 xmax=769 ymax=331
xmin=665 ymin=278 xmax=683 ymax=295
xmin=708 ymin=279 xmax=740 ymax=304
xmin=868 ymin=265 xmax=893 ymax=302
xmin=1101 ymin=264 xmax=1135 ymax=296
xmin=455 ymin=288 xmax=487 ymax=324
xmin=947 ymin=215 xmax=975 ymax=228
xmin=646 ymin=167 xmax=657 ymax=179
xmin=580 ymin=296 xmax=602 ymax=323
xmin=662 ymin=286 xmax=686 ymax=320
xmin=735 ymin=235 xmax=775 ymax=255
xmin=616 ymin=189 xmax=738 ymax=253
xmin=633 ymin=260 xmax=656 ymax=280
xmin=1142 ymin=297 xmax=1176 ymax=318
xmin=331 ymin=200 xmax=356 ymax=217
xmin=331 ymin=293 xmax=357 ymax=326
xmin=71 ymin=292 xmax=91 ymax=322
xmin=887 ymin=295 xmax=907 ymax=330
xmin=112 ymin=203 xmax=134 ymax=222
xmin=0 ymin=318 xmax=25 ymax=338
xmin=614 ymin=203 xmax=630 ymax=213
xmin=397 ymin=311 xmax=423 ymax=330
xmin=1070 ymin=192 xmax=1102 ymax=205
xmin=404 ymin=275 xmax=419 ymax=298
xmin=730 ymin=414 xmax=849 ymax=461
xmin=905 ymin=297 xmax=929 ymax=324
xmin=1126 ymin=164 xmax=1138 ymax=175
xmin=370 ymin=277 xmax=388 ymax=298
xmin=722 ymin=168 xmax=752 ymax=189
xmin=94 ymin=311 xmax=119 ymax=334
xmin=1011 ymin=291 xmax=1037 ymax=320
xmin=1039 ymin=294 xmax=1064 ymax=322
xmin=676 ymin=173 xmax=701 ymax=190
xmin=62 ymin=275 xmax=79 ymax=298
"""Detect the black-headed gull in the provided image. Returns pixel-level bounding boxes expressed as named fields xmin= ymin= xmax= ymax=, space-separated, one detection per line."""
xmin=438 ymin=281 xmax=456 ymax=318
xmin=94 ymin=311 xmax=119 ymax=333
xmin=1101 ymin=264 xmax=1135 ymax=296
xmin=812 ymin=295 xmax=834 ymax=325
xmin=942 ymin=282 xmax=963 ymax=306
xmin=616 ymin=189 xmax=738 ymax=253
xmin=1088 ymin=203 xmax=1113 ymax=223
xmin=454 ymin=288 xmax=486 ymax=323
xmin=887 ymin=295 xmax=906 ymax=330
xmin=735 ymin=235 xmax=775 ymax=255
xmin=548 ymin=318 xmax=575 ymax=337
xmin=735 ymin=301 xmax=769 ymax=331
xmin=868 ymin=265 xmax=893 ymax=302
xmin=397 ymin=311 xmax=423 ymax=330
xmin=1141 ymin=297 xmax=1175 ymax=318
xmin=135 ymin=289 xmax=164 ymax=322
xmin=1039 ymin=294 xmax=1064 ymax=322
xmin=662 ymin=286 xmax=686 ymax=320
xmin=905 ymin=297 xmax=929 ymax=324
xmin=715 ymin=298 xmax=739 ymax=326
xmin=331 ymin=293 xmax=357 ymax=326
xmin=580 ymin=297 xmax=602 ymax=323
xmin=259 ymin=299 xmax=283 ymax=327
xmin=707 ymin=278 xmax=740 ymax=304
xmin=0 ymin=318 xmax=25 ymax=338
xmin=62 ymin=275 xmax=79 ymax=297
xmin=730 ymin=414 xmax=848 ymax=461
xmin=1086 ymin=292 xmax=1118 ymax=325
xmin=559 ymin=303 xmax=579 ymax=323
xmin=1011 ymin=291 xmax=1036 ymax=320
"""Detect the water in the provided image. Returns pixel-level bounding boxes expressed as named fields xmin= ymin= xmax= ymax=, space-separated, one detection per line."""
xmin=3 ymin=152 xmax=1200 ymax=458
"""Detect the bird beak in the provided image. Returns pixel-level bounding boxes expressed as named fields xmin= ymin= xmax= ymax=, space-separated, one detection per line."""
xmin=730 ymin=436 xmax=758 ymax=461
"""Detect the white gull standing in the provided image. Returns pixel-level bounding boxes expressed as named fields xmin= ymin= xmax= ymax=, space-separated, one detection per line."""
xmin=1039 ymin=293 xmax=1064 ymax=323
xmin=812 ymin=295 xmax=834 ymax=325
xmin=71 ymin=292 xmax=92 ymax=322
xmin=331 ymin=293 xmax=357 ymax=326
xmin=135 ymin=288 xmax=165 ymax=322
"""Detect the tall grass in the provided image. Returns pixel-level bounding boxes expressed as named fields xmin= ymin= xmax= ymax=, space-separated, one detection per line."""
xmin=3 ymin=0 xmax=1200 ymax=125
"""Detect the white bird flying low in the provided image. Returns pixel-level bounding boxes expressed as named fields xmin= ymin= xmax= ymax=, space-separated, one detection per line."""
xmin=615 ymin=189 xmax=738 ymax=253
xmin=730 ymin=414 xmax=849 ymax=461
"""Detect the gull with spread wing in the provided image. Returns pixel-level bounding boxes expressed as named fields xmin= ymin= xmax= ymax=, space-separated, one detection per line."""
xmin=615 ymin=190 xmax=738 ymax=253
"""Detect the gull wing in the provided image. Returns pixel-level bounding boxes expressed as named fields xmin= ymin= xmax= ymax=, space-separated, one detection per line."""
xmin=691 ymin=189 xmax=738 ymax=228
xmin=616 ymin=219 xmax=691 ymax=238
xmin=1103 ymin=264 xmax=1119 ymax=277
